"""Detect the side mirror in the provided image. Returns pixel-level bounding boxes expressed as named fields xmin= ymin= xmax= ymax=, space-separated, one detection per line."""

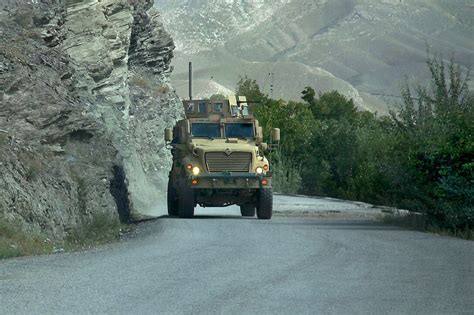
xmin=272 ymin=128 xmax=280 ymax=143
xmin=164 ymin=128 xmax=173 ymax=142
xmin=180 ymin=125 xmax=187 ymax=143
xmin=256 ymin=126 xmax=263 ymax=143
xmin=261 ymin=143 xmax=268 ymax=151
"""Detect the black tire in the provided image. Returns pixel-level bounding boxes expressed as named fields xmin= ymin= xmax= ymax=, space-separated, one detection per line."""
xmin=240 ymin=204 xmax=256 ymax=217
xmin=167 ymin=178 xmax=179 ymax=216
xmin=178 ymin=185 xmax=195 ymax=218
xmin=256 ymin=188 xmax=273 ymax=220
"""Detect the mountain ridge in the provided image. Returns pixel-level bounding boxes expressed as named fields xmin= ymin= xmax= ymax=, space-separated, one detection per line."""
xmin=155 ymin=0 xmax=473 ymax=113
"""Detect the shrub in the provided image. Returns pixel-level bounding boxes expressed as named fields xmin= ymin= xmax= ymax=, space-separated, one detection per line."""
xmin=271 ymin=151 xmax=302 ymax=194
xmin=391 ymin=54 xmax=474 ymax=230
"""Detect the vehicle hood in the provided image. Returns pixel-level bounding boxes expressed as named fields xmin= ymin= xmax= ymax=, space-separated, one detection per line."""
xmin=190 ymin=139 xmax=257 ymax=154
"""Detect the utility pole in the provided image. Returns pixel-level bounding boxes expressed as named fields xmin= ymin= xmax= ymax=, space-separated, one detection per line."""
xmin=269 ymin=72 xmax=275 ymax=99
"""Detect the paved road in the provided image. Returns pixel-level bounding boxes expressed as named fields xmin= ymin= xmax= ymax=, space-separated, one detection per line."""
xmin=1 ymin=196 xmax=473 ymax=314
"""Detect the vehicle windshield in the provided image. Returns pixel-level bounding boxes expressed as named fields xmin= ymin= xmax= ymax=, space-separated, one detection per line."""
xmin=225 ymin=123 xmax=255 ymax=139
xmin=191 ymin=123 xmax=221 ymax=138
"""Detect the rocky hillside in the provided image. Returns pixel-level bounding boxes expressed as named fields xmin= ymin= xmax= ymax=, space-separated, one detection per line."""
xmin=155 ymin=0 xmax=473 ymax=113
xmin=0 ymin=0 xmax=181 ymax=244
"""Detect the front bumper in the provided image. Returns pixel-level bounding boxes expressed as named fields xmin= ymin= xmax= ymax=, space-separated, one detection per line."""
xmin=189 ymin=172 xmax=272 ymax=189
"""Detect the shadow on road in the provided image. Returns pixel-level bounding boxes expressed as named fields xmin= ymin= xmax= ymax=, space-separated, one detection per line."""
xmin=162 ymin=215 xmax=253 ymax=220
xmin=272 ymin=220 xmax=401 ymax=231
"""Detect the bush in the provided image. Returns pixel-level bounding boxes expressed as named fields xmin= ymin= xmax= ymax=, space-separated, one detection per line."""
xmin=271 ymin=151 xmax=302 ymax=194
xmin=390 ymin=54 xmax=474 ymax=230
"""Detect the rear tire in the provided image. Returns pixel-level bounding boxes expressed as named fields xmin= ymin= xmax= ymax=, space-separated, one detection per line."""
xmin=178 ymin=185 xmax=195 ymax=218
xmin=256 ymin=188 xmax=273 ymax=220
xmin=240 ymin=205 xmax=256 ymax=217
xmin=167 ymin=178 xmax=178 ymax=217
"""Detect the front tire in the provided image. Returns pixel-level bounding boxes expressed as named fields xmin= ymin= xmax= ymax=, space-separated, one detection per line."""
xmin=240 ymin=204 xmax=256 ymax=217
xmin=178 ymin=185 xmax=195 ymax=218
xmin=256 ymin=188 xmax=273 ymax=220
xmin=167 ymin=178 xmax=178 ymax=216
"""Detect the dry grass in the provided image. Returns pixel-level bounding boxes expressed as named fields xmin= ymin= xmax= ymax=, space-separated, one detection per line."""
xmin=0 ymin=220 xmax=53 ymax=259
xmin=64 ymin=212 xmax=123 ymax=251
xmin=129 ymin=75 xmax=149 ymax=89
xmin=129 ymin=75 xmax=170 ymax=97
xmin=17 ymin=151 xmax=45 ymax=181
xmin=0 ymin=133 xmax=7 ymax=150
xmin=0 ymin=213 xmax=126 ymax=260
xmin=152 ymin=84 xmax=170 ymax=97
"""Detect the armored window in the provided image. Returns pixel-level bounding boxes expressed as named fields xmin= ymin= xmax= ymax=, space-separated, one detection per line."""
xmin=231 ymin=106 xmax=239 ymax=117
xmin=191 ymin=123 xmax=221 ymax=138
xmin=186 ymin=103 xmax=195 ymax=112
xmin=241 ymin=105 xmax=249 ymax=116
xmin=225 ymin=123 xmax=255 ymax=139
xmin=213 ymin=103 xmax=223 ymax=112
xmin=198 ymin=102 xmax=207 ymax=113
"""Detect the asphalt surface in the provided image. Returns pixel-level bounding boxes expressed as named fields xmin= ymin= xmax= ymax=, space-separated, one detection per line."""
xmin=1 ymin=196 xmax=473 ymax=314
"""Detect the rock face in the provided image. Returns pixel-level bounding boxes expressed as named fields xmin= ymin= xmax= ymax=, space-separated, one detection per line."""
xmin=0 ymin=0 xmax=182 ymax=242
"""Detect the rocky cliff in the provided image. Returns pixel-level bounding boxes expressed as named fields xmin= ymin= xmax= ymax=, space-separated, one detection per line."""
xmin=0 ymin=0 xmax=182 ymax=246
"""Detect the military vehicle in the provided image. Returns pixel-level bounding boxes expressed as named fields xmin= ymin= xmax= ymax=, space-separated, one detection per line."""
xmin=164 ymin=64 xmax=280 ymax=219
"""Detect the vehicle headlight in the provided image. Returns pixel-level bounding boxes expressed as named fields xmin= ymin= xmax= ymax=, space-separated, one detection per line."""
xmin=192 ymin=166 xmax=200 ymax=176
xmin=256 ymin=166 xmax=263 ymax=174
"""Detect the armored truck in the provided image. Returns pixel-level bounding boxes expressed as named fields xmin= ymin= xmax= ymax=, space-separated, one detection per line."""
xmin=164 ymin=95 xmax=280 ymax=219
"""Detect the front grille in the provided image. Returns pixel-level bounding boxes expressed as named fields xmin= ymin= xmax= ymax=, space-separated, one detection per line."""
xmin=206 ymin=152 xmax=252 ymax=173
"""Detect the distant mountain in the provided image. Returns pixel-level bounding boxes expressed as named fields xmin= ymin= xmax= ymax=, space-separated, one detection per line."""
xmin=155 ymin=0 xmax=473 ymax=113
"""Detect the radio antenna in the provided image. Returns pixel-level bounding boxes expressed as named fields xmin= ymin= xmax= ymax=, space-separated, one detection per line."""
xmin=188 ymin=62 xmax=193 ymax=100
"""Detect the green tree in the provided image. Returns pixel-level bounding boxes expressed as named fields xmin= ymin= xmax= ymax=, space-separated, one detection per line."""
xmin=236 ymin=76 xmax=267 ymax=102
xmin=391 ymin=54 xmax=474 ymax=230
xmin=236 ymin=77 xmax=316 ymax=193
xmin=302 ymin=88 xmax=357 ymax=121
xmin=235 ymin=55 xmax=473 ymax=235
xmin=208 ymin=94 xmax=227 ymax=100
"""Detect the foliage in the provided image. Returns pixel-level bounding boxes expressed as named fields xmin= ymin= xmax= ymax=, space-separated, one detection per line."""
xmin=302 ymin=87 xmax=357 ymax=121
xmin=237 ymin=53 xmax=473 ymax=234
xmin=208 ymin=93 xmax=227 ymax=100
xmin=236 ymin=77 xmax=314 ymax=193
xmin=271 ymin=151 xmax=303 ymax=194
xmin=236 ymin=76 xmax=266 ymax=102
xmin=389 ymin=55 xmax=474 ymax=230
xmin=253 ymin=99 xmax=316 ymax=163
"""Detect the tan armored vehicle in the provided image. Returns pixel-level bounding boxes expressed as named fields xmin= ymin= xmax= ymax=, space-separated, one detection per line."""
xmin=164 ymin=94 xmax=280 ymax=219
